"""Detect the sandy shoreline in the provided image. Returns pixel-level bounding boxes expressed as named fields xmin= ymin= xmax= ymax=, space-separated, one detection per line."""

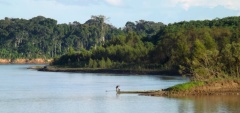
xmin=0 ymin=58 xmax=52 ymax=64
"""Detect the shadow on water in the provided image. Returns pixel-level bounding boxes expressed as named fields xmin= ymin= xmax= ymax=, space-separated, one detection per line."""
xmin=174 ymin=95 xmax=240 ymax=113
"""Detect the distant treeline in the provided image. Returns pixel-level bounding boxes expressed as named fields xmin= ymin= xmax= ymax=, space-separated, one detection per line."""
xmin=0 ymin=15 xmax=164 ymax=59
xmin=52 ymin=16 xmax=240 ymax=80
xmin=1 ymin=15 xmax=240 ymax=80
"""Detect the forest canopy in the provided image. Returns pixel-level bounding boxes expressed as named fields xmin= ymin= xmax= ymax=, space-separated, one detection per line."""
xmin=1 ymin=15 xmax=240 ymax=80
xmin=0 ymin=15 xmax=163 ymax=59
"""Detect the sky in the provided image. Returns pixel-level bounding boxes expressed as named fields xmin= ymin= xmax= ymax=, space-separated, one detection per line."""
xmin=0 ymin=0 xmax=240 ymax=27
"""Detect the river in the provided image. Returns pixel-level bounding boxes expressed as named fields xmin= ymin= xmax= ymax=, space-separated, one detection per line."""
xmin=0 ymin=64 xmax=239 ymax=113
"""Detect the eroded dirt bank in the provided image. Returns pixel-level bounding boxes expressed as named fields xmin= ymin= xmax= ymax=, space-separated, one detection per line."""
xmin=144 ymin=80 xmax=240 ymax=97
xmin=0 ymin=58 xmax=52 ymax=64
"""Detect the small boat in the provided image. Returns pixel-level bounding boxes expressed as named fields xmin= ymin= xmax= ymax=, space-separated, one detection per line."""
xmin=117 ymin=90 xmax=161 ymax=94
xmin=115 ymin=85 xmax=161 ymax=94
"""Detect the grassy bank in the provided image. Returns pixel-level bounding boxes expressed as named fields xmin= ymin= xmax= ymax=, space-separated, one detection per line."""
xmin=144 ymin=79 xmax=240 ymax=97
xmin=164 ymin=81 xmax=205 ymax=92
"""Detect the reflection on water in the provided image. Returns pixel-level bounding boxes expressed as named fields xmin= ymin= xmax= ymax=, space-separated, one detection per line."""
xmin=0 ymin=65 xmax=239 ymax=113
xmin=176 ymin=96 xmax=240 ymax=113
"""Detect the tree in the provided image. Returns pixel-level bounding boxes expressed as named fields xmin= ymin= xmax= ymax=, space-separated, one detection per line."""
xmin=106 ymin=57 xmax=112 ymax=68
xmin=68 ymin=46 xmax=75 ymax=55
xmin=88 ymin=58 xmax=94 ymax=68
xmin=99 ymin=57 xmax=106 ymax=68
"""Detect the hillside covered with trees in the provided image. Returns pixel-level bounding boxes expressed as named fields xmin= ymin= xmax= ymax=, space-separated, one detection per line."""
xmin=1 ymin=15 xmax=240 ymax=80
xmin=0 ymin=15 xmax=163 ymax=59
xmin=51 ymin=16 xmax=240 ymax=81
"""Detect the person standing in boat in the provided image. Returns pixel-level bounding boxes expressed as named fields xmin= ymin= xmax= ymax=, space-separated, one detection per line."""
xmin=116 ymin=85 xmax=120 ymax=92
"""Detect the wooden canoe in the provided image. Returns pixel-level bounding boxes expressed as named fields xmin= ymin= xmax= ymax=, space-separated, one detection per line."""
xmin=117 ymin=90 xmax=161 ymax=94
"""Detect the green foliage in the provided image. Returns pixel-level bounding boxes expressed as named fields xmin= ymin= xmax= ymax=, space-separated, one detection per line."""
xmin=99 ymin=57 xmax=106 ymax=68
xmin=88 ymin=58 xmax=94 ymax=68
xmin=92 ymin=60 xmax=98 ymax=68
xmin=106 ymin=57 xmax=112 ymax=68
xmin=221 ymin=42 xmax=240 ymax=77
xmin=51 ymin=16 xmax=240 ymax=81
xmin=147 ymin=17 xmax=240 ymax=80
xmin=165 ymin=81 xmax=205 ymax=91
xmin=68 ymin=47 xmax=75 ymax=55
xmin=0 ymin=15 xmax=124 ymax=58
xmin=3 ymin=15 xmax=240 ymax=81
xmin=203 ymin=32 xmax=217 ymax=50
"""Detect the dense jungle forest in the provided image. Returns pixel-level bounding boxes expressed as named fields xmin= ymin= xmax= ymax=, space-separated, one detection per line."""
xmin=1 ymin=16 xmax=240 ymax=80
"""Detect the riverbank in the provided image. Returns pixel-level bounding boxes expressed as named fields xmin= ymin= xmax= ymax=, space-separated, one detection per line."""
xmin=29 ymin=66 xmax=240 ymax=97
xmin=35 ymin=65 xmax=178 ymax=75
xmin=143 ymin=80 xmax=240 ymax=97
xmin=0 ymin=58 xmax=52 ymax=64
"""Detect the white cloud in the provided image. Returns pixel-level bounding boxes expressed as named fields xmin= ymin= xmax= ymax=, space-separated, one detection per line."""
xmin=172 ymin=0 xmax=240 ymax=11
xmin=104 ymin=0 xmax=123 ymax=6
